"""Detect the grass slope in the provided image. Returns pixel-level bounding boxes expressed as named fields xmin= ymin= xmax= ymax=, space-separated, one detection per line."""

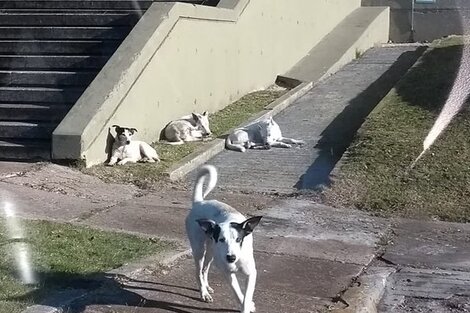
xmin=322 ymin=36 xmax=470 ymax=222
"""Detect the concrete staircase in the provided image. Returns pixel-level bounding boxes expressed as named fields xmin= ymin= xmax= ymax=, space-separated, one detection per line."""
xmin=0 ymin=0 xmax=212 ymax=160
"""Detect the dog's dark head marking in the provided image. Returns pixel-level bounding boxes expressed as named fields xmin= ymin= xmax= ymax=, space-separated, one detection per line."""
xmin=230 ymin=216 xmax=262 ymax=246
xmin=112 ymin=125 xmax=138 ymax=145
xmin=197 ymin=219 xmax=221 ymax=242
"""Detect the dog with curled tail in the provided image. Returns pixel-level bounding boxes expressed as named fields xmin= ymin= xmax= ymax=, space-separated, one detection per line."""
xmin=185 ymin=164 xmax=262 ymax=313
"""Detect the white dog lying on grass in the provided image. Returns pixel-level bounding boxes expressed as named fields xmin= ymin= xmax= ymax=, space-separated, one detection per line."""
xmin=163 ymin=112 xmax=212 ymax=145
xmin=225 ymin=116 xmax=305 ymax=152
xmin=108 ymin=125 xmax=160 ymax=166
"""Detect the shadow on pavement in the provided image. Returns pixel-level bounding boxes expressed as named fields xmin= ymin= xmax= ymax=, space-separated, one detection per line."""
xmin=8 ymin=270 xmax=237 ymax=313
xmin=294 ymin=46 xmax=427 ymax=191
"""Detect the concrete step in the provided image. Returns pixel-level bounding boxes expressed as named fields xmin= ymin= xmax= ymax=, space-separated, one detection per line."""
xmin=0 ymin=0 xmax=204 ymax=10
xmin=0 ymin=121 xmax=57 ymax=139
xmin=0 ymin=103 xmax=71 ymax=121
xmin=0 ymin=55 xmax=110 ymax=70
xmin=0 ymin=26 xmax=132 ymax=40
xmin=0 ymin=40 xmax=121 ymax=55
xmin=0 ymin=86 xmax=84 ymax=103
xmin=0 ymin=13 xmax=140 ymax=26
xmin=0 ymin=9 xmax=147 ymax=13
xmin=0 ymin=70 xmax=97 ymax=86
xmin=0 ymin=138 xmax=50 ymax=159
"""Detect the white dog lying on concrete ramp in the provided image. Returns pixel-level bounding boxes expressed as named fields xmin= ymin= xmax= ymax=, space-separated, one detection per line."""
xmin=225 ymin=116 xmax=305 ymax=152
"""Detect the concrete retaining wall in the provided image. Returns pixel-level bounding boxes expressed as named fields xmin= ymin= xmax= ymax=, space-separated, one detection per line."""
xmin=53 ymin=0 xmax=367 ymax=166
xmin=362 ymin=0 xmax=467 ymax=42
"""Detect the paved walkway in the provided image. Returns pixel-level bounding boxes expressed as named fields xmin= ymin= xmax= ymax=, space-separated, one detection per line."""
xmin=202 ymin=46 xmax=424 ymax=194
xmin=5 ymin=45 xmax=469 ymax=313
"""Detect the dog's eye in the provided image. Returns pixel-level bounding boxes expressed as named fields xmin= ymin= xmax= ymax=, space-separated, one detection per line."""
xmin=236 ymin=238 xmax=242 ymax=243
xmin=219 ymin=238 xmax=225 ymax=243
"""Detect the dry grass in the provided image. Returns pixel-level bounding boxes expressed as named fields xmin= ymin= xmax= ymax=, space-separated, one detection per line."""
xmin=322 ymin=36 xmax=470 ymax=222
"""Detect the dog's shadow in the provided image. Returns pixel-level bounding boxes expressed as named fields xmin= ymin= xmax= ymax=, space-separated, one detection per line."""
xmin=105 ymin=127 xmax=116 ymax=163
xmin=7 ymin=269 xmax=238 ymax=313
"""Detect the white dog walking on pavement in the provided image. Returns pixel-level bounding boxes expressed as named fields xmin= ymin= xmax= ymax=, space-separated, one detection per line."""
xmin=108 ymin=125 xmax=160 ymax=166
xmin=225 ymin=116 xmax=305 ymax=152
xmin=186 ymin=164 xmax=262 ymax=313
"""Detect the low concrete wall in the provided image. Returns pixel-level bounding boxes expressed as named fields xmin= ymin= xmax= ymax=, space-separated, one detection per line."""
xmin=362 ymin=0 xmax=467 ymax=42
xmin=53 ymin=0 xmax=364 ymax=166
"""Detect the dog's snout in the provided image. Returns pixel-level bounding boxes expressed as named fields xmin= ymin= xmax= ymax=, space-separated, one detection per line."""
xmin=226 ymin=255 xmax=236 ymax=263
xmin=126 ymin=140 xmax=131 ymax=145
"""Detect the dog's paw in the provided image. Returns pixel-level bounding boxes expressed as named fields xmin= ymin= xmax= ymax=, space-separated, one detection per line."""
xmin=240 ymin=302 xmax=256 ymax=313
xmin=207 ymin=286 xmax=214 ymax=294
xmin=201 ymin=291 xmax=213 ymax=303
xmin=249 ymin=301 xmax=256 ymax=312
xmin=285 ymin=144 xmax=292 ymax=148
xmin=240 ymin=147 xmax=246 ymax=153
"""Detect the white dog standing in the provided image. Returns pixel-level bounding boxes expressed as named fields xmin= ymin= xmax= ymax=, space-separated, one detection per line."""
xmin=108 ymin=125 xmax=160 ymax=166
xmin=225 ymin=116 xmax=305 ymax=152
xmin=186 ymin=165 xmax=262 ymax=313
xmin=163 ymin=112 xmax=212 ymax=145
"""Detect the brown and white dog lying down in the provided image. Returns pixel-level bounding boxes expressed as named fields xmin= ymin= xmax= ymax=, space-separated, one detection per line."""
xmin=108 ymin=125 xmax=160 ymax=166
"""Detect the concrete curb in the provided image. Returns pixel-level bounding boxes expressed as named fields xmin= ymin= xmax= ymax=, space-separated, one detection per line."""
xmin=331 ymin=267 xmax=396 ymax=313
xmin=21 ymin=248 xmax=192 ymax=313
xmin=163 ymin=81 xmax=313 ymax=181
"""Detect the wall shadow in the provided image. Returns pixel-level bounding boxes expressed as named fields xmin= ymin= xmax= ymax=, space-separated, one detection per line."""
xmin=7 ymin=269 xmax=238 ymax=313
xmin=294 ymin=46 xmax=428 ymax=191
xmin=395 ymin=42 xmax=464 ymax=112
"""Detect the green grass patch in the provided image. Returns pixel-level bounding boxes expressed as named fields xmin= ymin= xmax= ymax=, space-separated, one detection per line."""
xmin=322 ymin=36 xmax=470 ymax=222
xmin=82 ymin=89 xmax=285 ymax=187
xmin=0 ymin=219 xmax=173 ymax=312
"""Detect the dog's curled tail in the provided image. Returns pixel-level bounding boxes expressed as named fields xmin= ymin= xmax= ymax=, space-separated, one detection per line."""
xmin=193 ymin=164 xmax=218 ymax=203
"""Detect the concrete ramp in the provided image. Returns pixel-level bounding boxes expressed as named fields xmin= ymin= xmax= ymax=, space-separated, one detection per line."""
xmin=198 ymin=46 xmax=425 ymax=194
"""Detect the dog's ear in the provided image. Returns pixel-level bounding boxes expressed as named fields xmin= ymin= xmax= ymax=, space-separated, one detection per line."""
xmin=269 ymin=116 xmax=274 ymax=124
xmin=202 ymin=111 xmax=208 ymax=116
xmin=112 ymin=125 xmax=123 ymax=134
xmin=192 ymin=113 xmax=200 ymax=121
xmin=231 ymin=216 xmax=262 ymax=236
xmin=241 ymin=216 xmax=262 ymax=234
xmin=130 ymin=128 xmax=138 ymax=134
xmin=197 ymin=219 xmax=216 ymax=233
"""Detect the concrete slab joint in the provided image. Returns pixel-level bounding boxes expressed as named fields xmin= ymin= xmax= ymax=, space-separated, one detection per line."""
xmin=51 ymin=0 xmax=390 ymax=167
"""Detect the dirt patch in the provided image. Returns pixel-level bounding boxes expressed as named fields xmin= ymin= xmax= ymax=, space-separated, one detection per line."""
xmin=3 ymin=163 xmax=142 ymax=203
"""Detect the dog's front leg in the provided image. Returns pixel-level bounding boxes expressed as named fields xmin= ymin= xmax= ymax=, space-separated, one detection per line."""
xmin=194 ymin=251 xmax=213 ymax=303
xmin=242 ymin=270 xmax=257 ymax=313
xmin=225 ymin=273 xmax=244 ymax=306
xmin=202 ymin=250 xmax=214 ymax=294
xmin=269 ymin=141 xmax=292 ymax=149
xmin=280 ymin=137 xmax=306 ymax=145
xmin=117 ymin=157 xmax=138 ymax=165
xmin=107 ymin=156 xmax=118 ymax=166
